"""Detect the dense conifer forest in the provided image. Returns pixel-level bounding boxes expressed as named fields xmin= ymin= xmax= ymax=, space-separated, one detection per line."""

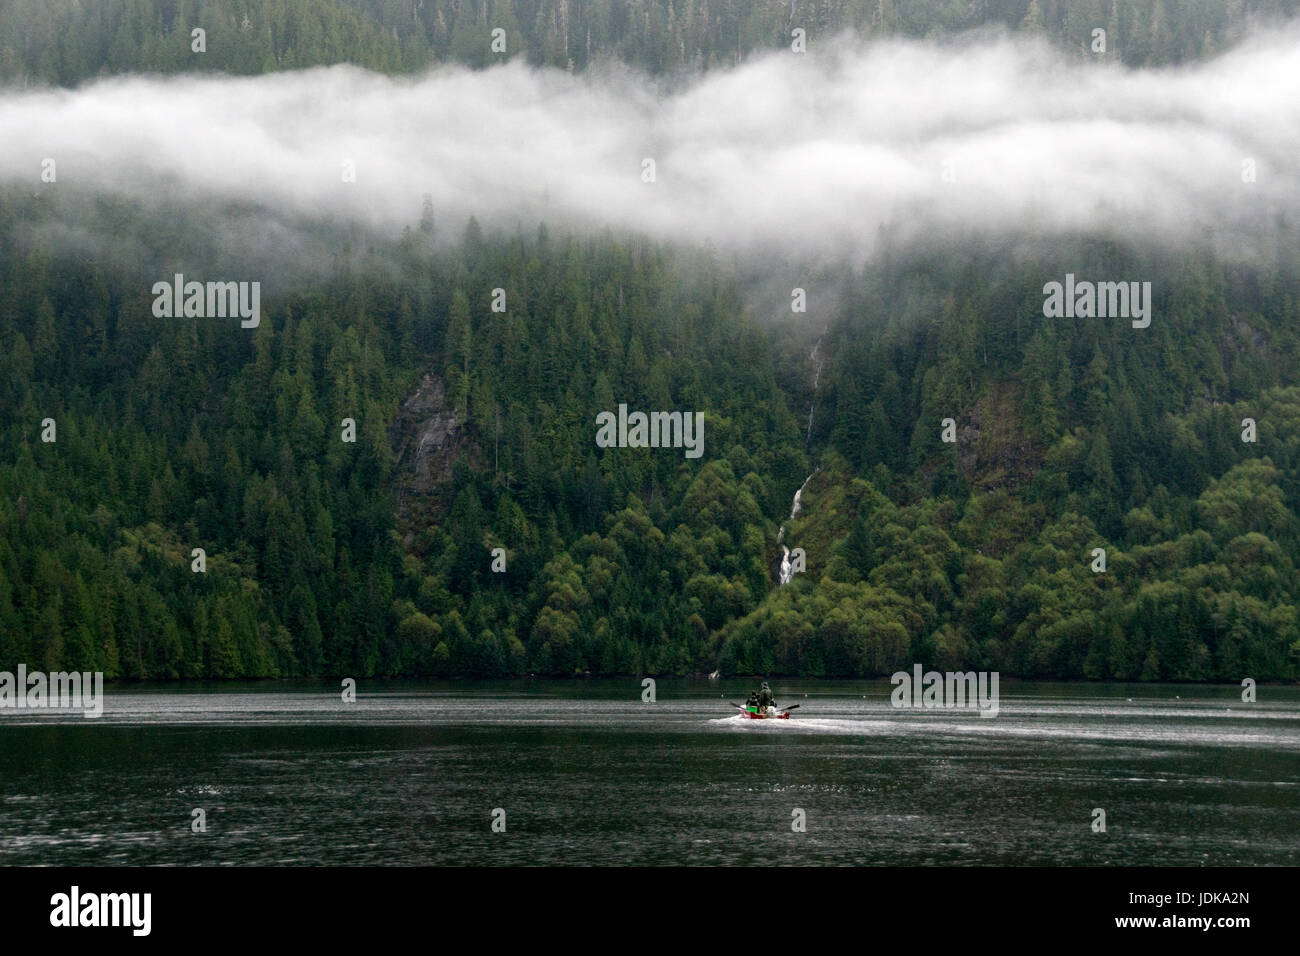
xmin=1 ymin=0 xmax=1297 ymax=680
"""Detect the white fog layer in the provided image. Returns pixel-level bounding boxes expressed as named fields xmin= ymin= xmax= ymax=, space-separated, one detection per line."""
xmin=2 ymin=28 xmax=1297 ymax=257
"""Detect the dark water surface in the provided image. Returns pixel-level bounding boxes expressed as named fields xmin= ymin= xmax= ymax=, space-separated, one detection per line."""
xmin=1 ymin=679 xmax=1297 ymax=865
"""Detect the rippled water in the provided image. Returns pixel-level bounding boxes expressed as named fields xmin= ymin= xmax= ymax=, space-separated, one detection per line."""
xmin=1 ymin=679 xmax=1297 ymax=865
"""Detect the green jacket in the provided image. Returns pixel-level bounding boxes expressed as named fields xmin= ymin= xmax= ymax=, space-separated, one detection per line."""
xmin=758 ymin=687 xmax=775 ymax=709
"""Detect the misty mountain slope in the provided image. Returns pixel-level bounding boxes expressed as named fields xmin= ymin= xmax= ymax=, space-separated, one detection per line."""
xmin=3 ymin=183 xmax=1298 ymax=679
xmin=1 ymin=8 xmax=1299 ymax=680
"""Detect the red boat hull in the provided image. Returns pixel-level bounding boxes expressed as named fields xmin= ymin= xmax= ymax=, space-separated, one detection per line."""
xmin=742 ymin=710 xmax=789 ymax=719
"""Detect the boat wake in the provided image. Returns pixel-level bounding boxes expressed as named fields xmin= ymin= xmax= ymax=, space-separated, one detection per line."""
xmin=707 ymin=711 xmax=1300 ymax=749
xmin=711 ymin=714 xmax=893 ymax=734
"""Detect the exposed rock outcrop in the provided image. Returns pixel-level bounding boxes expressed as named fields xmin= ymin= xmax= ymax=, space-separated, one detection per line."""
xmin=389 ymin=372 xmax=461 ymax=525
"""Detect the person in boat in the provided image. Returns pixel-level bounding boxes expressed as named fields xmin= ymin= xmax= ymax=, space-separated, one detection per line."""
xmin=757 ymin=681 xmax=776 ymax=712
xmin=746 ymin=690 xmax=760 ymax=713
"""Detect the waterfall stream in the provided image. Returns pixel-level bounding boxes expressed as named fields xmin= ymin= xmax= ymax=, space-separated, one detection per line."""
xmin=777 ymin=469 xmax=817 ymax=585
xmin=805 ymin=338 xmax=825 ymax=444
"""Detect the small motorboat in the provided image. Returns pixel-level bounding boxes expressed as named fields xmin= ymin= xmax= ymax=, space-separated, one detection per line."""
xmin=730 ymin=702 xmax=798 ymax=720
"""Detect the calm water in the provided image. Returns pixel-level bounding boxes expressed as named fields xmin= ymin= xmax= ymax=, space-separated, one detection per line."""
xmin=1 ymin=679 xmax=1297 ymax=865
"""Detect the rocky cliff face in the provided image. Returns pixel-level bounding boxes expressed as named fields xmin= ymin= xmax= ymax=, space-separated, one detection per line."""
xmin=389 ymin=372 xmax=461 ymax=528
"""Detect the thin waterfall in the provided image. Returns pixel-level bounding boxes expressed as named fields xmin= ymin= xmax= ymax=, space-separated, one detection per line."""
xmin=805 ymin=338 xmax=825 ymax=444
xmin=777 ymin=469 xmax=817 ymax=585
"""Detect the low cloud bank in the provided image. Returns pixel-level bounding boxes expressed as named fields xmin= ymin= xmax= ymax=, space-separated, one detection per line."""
xmin=2 ymin=27 xmax=1297 ymax=261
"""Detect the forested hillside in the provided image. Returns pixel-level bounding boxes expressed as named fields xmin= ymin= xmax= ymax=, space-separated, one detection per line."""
xmin=3 ymin=185 xmax=1298 ymax=679
xmin=723 ymin=240 xmax=1300 ymax=680
xmin=1 ymin=1 xmax=1298 ymax=681
xmin=0 ymin=193 xmax=808 ymax=678
xmin=3 ymin=0 xmax=1297 ymax=86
